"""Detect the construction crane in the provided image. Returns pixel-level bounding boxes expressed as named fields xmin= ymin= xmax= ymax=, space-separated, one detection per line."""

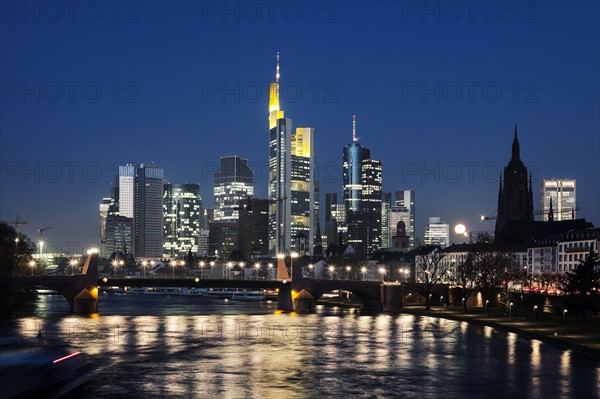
xmin=37 ymin=226 xmax=52 ymax=260
xmin=1 ymin=215 xmax=29 ymax=244
xmin=480 ymin=207 xmax=580 ymax=221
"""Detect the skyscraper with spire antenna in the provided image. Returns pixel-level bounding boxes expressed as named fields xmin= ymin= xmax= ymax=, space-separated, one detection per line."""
xmin=268 ymin=53 xmax=315 ymax=256
xmin=343 ymin=115 xmax=382 ymax=254
xmin=495 ymin=124 xmax=534 ymax=238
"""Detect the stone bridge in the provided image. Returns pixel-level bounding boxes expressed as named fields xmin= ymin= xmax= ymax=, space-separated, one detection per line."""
xmin=2 ymin=252 xmax=100 ymax=313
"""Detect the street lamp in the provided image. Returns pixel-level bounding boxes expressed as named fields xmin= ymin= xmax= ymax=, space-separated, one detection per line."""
xmin=227 ymin=262 xmax=233 ymax=279
xmin=509 ymin=302 xmax=513 ymax=320
xmin=142 ymin=261 xmax=148 ymax=278
xmin=69 ymin=259 xmax=78 ymax=275
xmin=378 ymin=267 xmax=386 ymax=282
xmin=268 ymin=262 xmax=273 ymax=278
xmin=112 ymin=260 xmax=118 ymax=277
xmin=533 ymin=305 xmax=538 ymax=321
xmin=170 ymin=261 xmax=176 ymax=278
xmin=290 ymin=252 xmax=299 ymax=276
xmin=199 ymin=261 xmax=205 ymax=279
xmin=440 ymin=295 xmax=444 ymax=306
xmin=29 ymin=260 xmax=35 ymax=276
xmin=485 ymin=300 xmax=489 ymax=317
xmin=328 ymin=265 xmax=335 ymax=280
xmin=346 ymin=266 xmax=351 ymax=280
xmin=308 ymin=264 xmax=314 ymax=277
xmin=563 ymin=309 xmax=567 ymax=320
xmin=210 ymin=261 xmax=215 ymax=279
xmin=360 ymin=266 xmax=367 ymax=280
xmin=254 ymin=262 xmax=260 ymax=280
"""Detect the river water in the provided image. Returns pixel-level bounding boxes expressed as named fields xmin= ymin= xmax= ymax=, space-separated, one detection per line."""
xmin=3 ymin=293 xmax=600 ymax=398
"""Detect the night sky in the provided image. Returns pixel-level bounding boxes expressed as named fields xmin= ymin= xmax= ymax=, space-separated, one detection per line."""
xmin=1 ymin=1 xmax=599 ymax=253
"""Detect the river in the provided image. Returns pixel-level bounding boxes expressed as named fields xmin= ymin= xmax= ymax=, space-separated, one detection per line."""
xmin=2 ymin=293 xmax=600 ymax=398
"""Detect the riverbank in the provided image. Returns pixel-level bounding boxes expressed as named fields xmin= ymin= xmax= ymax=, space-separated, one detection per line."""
xmin=400 ymin=305 xmax=600 ymax=358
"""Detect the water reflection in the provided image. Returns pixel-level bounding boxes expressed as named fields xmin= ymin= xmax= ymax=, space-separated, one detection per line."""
xmin=3 ymin=295 xmax=600 ymax=398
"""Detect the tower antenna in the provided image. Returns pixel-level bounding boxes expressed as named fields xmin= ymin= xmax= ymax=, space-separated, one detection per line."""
xmin=352 ymin=115 xmax=357 ymax=142
xmin=276 ymin=52 xmax=280 ymax=83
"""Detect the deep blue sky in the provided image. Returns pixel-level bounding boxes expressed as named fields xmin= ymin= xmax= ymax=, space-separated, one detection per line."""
xmin=1 ymin=1 xmax=599 ymax=253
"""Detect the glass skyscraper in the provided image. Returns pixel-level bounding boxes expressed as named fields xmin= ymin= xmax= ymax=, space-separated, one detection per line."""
xmin=163 ymin=183 xmax=202 ymax=257
xmin=342 ymin=116 xmax=382 ymax=254
xmin=213 ymin=156 xmax=254 ymax=223
xmin=268 ymin=53 xmax=315 ymax=255
xmin=541 ymin=179 xmax=576 ymax=221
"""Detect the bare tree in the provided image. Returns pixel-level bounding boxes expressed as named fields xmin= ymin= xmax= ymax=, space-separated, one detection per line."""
xmin=450 ymin=251 xmax=476 ymax=313
xmin=413 ymin=246 xmax=450 ymax=310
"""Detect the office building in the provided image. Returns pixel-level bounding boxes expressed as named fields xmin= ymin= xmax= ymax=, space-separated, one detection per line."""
xmin=109 ymin=163 xmax=164 ymax=258
xmin=214 ymin=156 xmax=254 ymax=223
xmin=541 ymin=179 xmax=576 ymax=221
xmin=342 ymin=115 xmax=382 ymax=254
xmin=163 ymin=183 xmax=202 ymax=258
xmin=268 ymin=53 xmax=315 ymax=255
xmin=424 ymin=217 xmax=450 ymax=248
xmin=238 ymin=197 xmax=270 ymax=260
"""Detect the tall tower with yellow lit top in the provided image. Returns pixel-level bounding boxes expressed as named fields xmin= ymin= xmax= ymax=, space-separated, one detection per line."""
xmin=268 ymin=53 xmax=315 ymax=256
xmin=268 ymin=53 xmax=292 ymax=256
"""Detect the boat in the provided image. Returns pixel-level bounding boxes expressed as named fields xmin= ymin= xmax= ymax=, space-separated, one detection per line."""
xmin=231 ymin=290 xmax=267 ymax=301
xmin=200 ymin=288 xmax=240 ymax=299
xmin=0 ymin=338 xmax=92 ymax=398
xmin=180 ymin=288 xmax=207 ymax=296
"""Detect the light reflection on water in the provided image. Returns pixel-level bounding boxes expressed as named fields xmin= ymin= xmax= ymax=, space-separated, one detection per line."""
xmin=3 ymin=294 xmax=600 ymax=398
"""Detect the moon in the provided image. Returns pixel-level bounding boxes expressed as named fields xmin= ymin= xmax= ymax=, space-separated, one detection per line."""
xmin=454 ymin=224 xmax=466 ymax=235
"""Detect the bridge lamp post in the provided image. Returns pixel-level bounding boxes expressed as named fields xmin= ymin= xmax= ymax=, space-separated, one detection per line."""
xmin=328 ymin=265 xmax=335 ymax=280
xmin=112 ymin=260 xmax=118 ymax=278
xmin=199 ymin=261 xmax=205 ymax=279
xmin=171 ymin=261 xmax=176 ymax=279
xmin=69 ymin=259 xmax=78 ymax=275
xmin=119 ymin=260 xmax=124 ymax=277
xmin=180 ymin=260 xmax=185 ymax=277
xmin=210 ymin=261 xmax=215 ymax=279
xmin=227 ymin=262 xmax=233 ymax=279
xmin=255 ymin=263 xmax=260 ymax=280
xmin=361 ymin=267 xmax=367 ymax=281
xmin=142 ymin=261 xmax=147 ymax=278
xmin=290 ymin=252 xmax=299 ymax=276
xmin=150 ymin=261 xmax=155 ymax=277
xmin=346 ymin=266 xmax=351 ymax=280
xmin=378 ymin=267 xmax=386 ymax=282
xmin=308 ymin=264 xmax=313 ymax=277
xmin=29 ymin=260 xmax=35 ymax=276
xmin=268 ymin=263 xmax=273 ymax=279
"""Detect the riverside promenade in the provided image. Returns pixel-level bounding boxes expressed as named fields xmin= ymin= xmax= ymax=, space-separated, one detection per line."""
xmin=401 ymin=305 xmax=600 ymax=358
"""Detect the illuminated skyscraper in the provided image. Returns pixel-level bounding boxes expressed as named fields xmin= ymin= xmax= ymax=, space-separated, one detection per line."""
xmin=424 ymin=217 xmax=450 ymax=248
xmin=541 ymin=179 xmax=576 ymax=221
xmin=268 ymin=53 xmax=315 ymax=255
xmin=342 ymin=116 xmax=382 ymax=254
xmin=163 ymin=183 xmax=202 ymax=257
xmin=214 ymin=156 xmax=254 ymax=223
xmin=106 ymin=163 xmax=164 ymax=258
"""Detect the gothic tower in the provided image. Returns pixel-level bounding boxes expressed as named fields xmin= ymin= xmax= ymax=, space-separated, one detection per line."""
xmin=494 ymin=125 xmax=534 ymax=238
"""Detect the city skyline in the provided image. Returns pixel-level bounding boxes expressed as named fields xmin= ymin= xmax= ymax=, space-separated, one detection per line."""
xmin=2 ymin=2 xmax=599 ymax=252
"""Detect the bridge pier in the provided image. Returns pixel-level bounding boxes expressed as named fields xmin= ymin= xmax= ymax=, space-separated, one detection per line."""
xmin=277 ymin=286 xmax=293 ymax=311
xmin=381 ymin=284 xmax=404 ymax=312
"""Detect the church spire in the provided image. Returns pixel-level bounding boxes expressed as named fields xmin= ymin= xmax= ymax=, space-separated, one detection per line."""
xmin=512 ymin=123 xmax=520 ymax=160
xmin=548 ymin=197 xmax=554 ymax=222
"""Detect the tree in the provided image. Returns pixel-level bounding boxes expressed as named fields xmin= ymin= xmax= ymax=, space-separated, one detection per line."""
xmin=0 ymin=222 xmax=36 ymax=277
xmin=471 ymin=243 xmax=513 ymax=310
xmin=451 ymin=251 xmax=476 ymax=313
xmin=562 ymin=248 xmax=600 ymax=320
xmin=413 ymin=246 xmax=449 ymax=310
